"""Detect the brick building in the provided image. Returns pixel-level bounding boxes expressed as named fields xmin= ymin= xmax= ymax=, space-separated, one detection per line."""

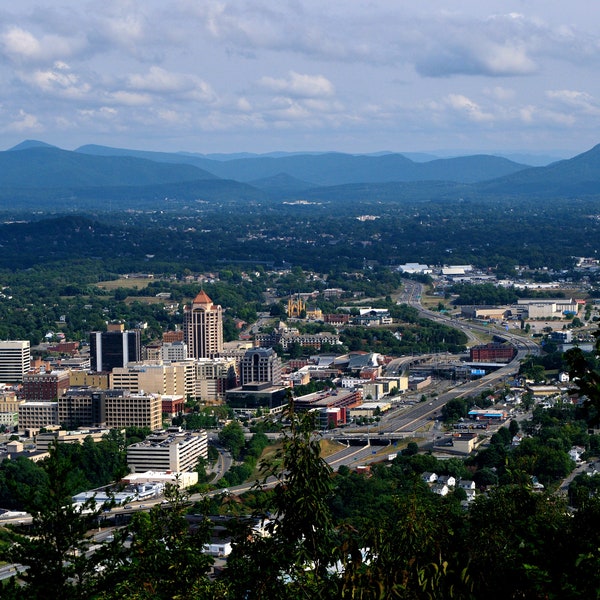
xmin=22 ymin=370 xmax=71 ymax=401
xmin=470 ymin=343 xmax=516 ymax=363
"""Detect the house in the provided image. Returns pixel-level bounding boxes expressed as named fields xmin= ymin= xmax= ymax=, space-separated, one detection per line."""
xmin=463 ymin=489 xmax=477 ymax=503
xmin=421 ymin=471 xmax=438 ymax=484
xmin=458 ymin=479 xmax=476 ymax=490
xmin=203 ymin=540 xmax=233 ymax=557
xmin=568 ymin=446 xmax=585 ymax=463
xmin=432 ymin=483 xmax=449 ymax=496
xmin=531 ymin=476 xmax=545 ymax=491
xmin=437 ymin=475 xmax=456 ymax=487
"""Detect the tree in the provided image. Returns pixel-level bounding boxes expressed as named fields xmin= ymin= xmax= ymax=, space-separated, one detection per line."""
xmin=508 ymin=419 xmax=520 ymax=437
xmin=7 ymin=444 xmax=111 ymax=599
xmin=402 ymin=441 xmax=419 ymax=456
xmin=565 ymin=328 xmax=600 ymax=427
xmin=467 ymin=485 xmax=570 ymax=599
xmin=218 ymin=421 xmax=246 ymax=459
xmin=97 ymin=484 xmax=222 ymax=599
xmin=473 ymin=467 xmax=499 ymax=488
xmin=441 ymin=398 xmax=468 ymax=423
xmin=226 ymin=401 xmax=338 ymax=599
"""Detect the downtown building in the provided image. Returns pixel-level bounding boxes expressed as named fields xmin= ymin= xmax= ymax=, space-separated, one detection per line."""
xmin=19 ymin=387 xmax=164 ymax=432
xmin=194 ymin=357 xmax=238 ymax=402
xmin=239 ymin=347 xmax=282 ymax=386
xmin=183 ymin=291 xmax=223 ymax=359
xmin=110 ymin=360 xmax=196 ymax=398
xmin=0 ymin=340 xmax=31 ymax=383
xmin=22 ymin=370 xmax=71 ymax=401
xmin=127 ymin=429 xmax=208 ymax=473
xmin=89 ymin=325 xmax=141 ymax=372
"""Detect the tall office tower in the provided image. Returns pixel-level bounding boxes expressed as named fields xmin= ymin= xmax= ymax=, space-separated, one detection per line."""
xmin=240 ymin=348 xmax=282 ymax=386
xmin=183 ymin=291 xmax=223 ymax=359
xmin=0 ymin=340 xmax=31 ymax=383
xmin=89 ymin=329 xmax=141 ymax=372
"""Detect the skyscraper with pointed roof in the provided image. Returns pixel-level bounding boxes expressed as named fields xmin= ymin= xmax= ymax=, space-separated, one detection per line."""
xmin=183 ymin=290 xmax=223 ymax=359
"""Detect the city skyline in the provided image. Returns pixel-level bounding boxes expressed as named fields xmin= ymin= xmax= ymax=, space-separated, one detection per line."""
xmin=1 ymin=2 xmax=600 ymax=158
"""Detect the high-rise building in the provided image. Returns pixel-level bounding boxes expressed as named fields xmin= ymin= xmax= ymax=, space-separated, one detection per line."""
xmin=0 ymin=340 xmax=31 ymax=383
xmin=240 ymin=348 xmax=282 ymax=386
xmin=194 ymin=357 xmax=238 ymax=401
xmin=183 ymin=291 xmax=223 ymax=359
xmin=89 ymin=329 xmax=141 ymax=372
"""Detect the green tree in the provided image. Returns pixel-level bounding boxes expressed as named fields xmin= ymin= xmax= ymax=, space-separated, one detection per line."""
xmin=467 ymin=486 xmax=570 ymax=599
xmin=565 ymin=329 xmax=600 ymax=426
xmin=6 ymin=444 xmax=110 ymax=599
xmin=441 ymin=398 xmax=468 ymax=423
xmin=98 ymin=484 xmax=223 ymax=599
xmin=508 ymin=419 xmax=520 ymax=437
xmin=226 ymin=402 xmax=337 ymax=599
xmin=218 ymin=421 xmax=246 ymax=459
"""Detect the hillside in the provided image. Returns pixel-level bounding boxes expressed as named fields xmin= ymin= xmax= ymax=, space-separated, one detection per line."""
xmin=478 ymin=143 xmax=600 ymax=196
xmin=1 ymin=146 xmax=218 ymax=188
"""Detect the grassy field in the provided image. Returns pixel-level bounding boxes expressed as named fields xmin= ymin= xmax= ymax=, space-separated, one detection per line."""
xmin=249 ymin=438 xmax=346 ymax=481
xmin=96 ymin=277 xmax=155 ymax=290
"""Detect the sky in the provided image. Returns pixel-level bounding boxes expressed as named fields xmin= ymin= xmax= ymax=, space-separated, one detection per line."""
xmin=2 ymin=1 xmax=600 ymax=157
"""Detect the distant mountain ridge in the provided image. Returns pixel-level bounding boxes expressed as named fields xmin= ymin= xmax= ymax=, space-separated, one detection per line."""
xmin=76 ymin=144 xmax=528 ymax=185
xmin=0 ymin=140 xmax=599 ymax=210
xmin=477 ymin=143 xmax=600 ymax=196
xmin=0 ymin=145 xmax=217 ymax=187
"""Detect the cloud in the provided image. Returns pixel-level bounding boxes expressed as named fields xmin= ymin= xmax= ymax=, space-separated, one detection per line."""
xmin=413 ymin=13 xmax=539 ymax=78
xmin=19 ymin=61 xmax=91 ymax=98
xmin=445 ymin=94 xmax=494 ymax=122
xmin=4 ymin=109 xmax=43 ymax=132
xmin=126 ymin=66 xmax=216 ymax=102
xmin=107 ymin=91 xmax=154 ymax=106
xmin=258 ymin=71 xmax=334 ymax=98
xmin=483 ymin=86 xmax=516 ymax=101
xmin=0 ymin=25 xmax=85 ymax=64
xmin=546 ymin=89 xmax=600 ymax=115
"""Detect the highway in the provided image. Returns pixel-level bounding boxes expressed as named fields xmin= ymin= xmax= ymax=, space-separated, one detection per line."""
xmin=323 ymin=280 xmax=541 ymax=442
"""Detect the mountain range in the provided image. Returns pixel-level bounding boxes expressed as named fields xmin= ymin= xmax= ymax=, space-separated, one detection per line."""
xmin=1 ymin=140 xmax=600 ymax=210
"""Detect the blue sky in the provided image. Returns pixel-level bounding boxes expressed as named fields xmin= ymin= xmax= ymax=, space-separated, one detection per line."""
xmin=1 ymin=1 xmax=600 ymax=157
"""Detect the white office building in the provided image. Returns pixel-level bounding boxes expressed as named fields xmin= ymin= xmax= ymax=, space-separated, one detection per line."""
xmin=0 ymin=340 xmax=30 ymax=383
xmin=127 ymin=429 xmax=208 ymax=473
